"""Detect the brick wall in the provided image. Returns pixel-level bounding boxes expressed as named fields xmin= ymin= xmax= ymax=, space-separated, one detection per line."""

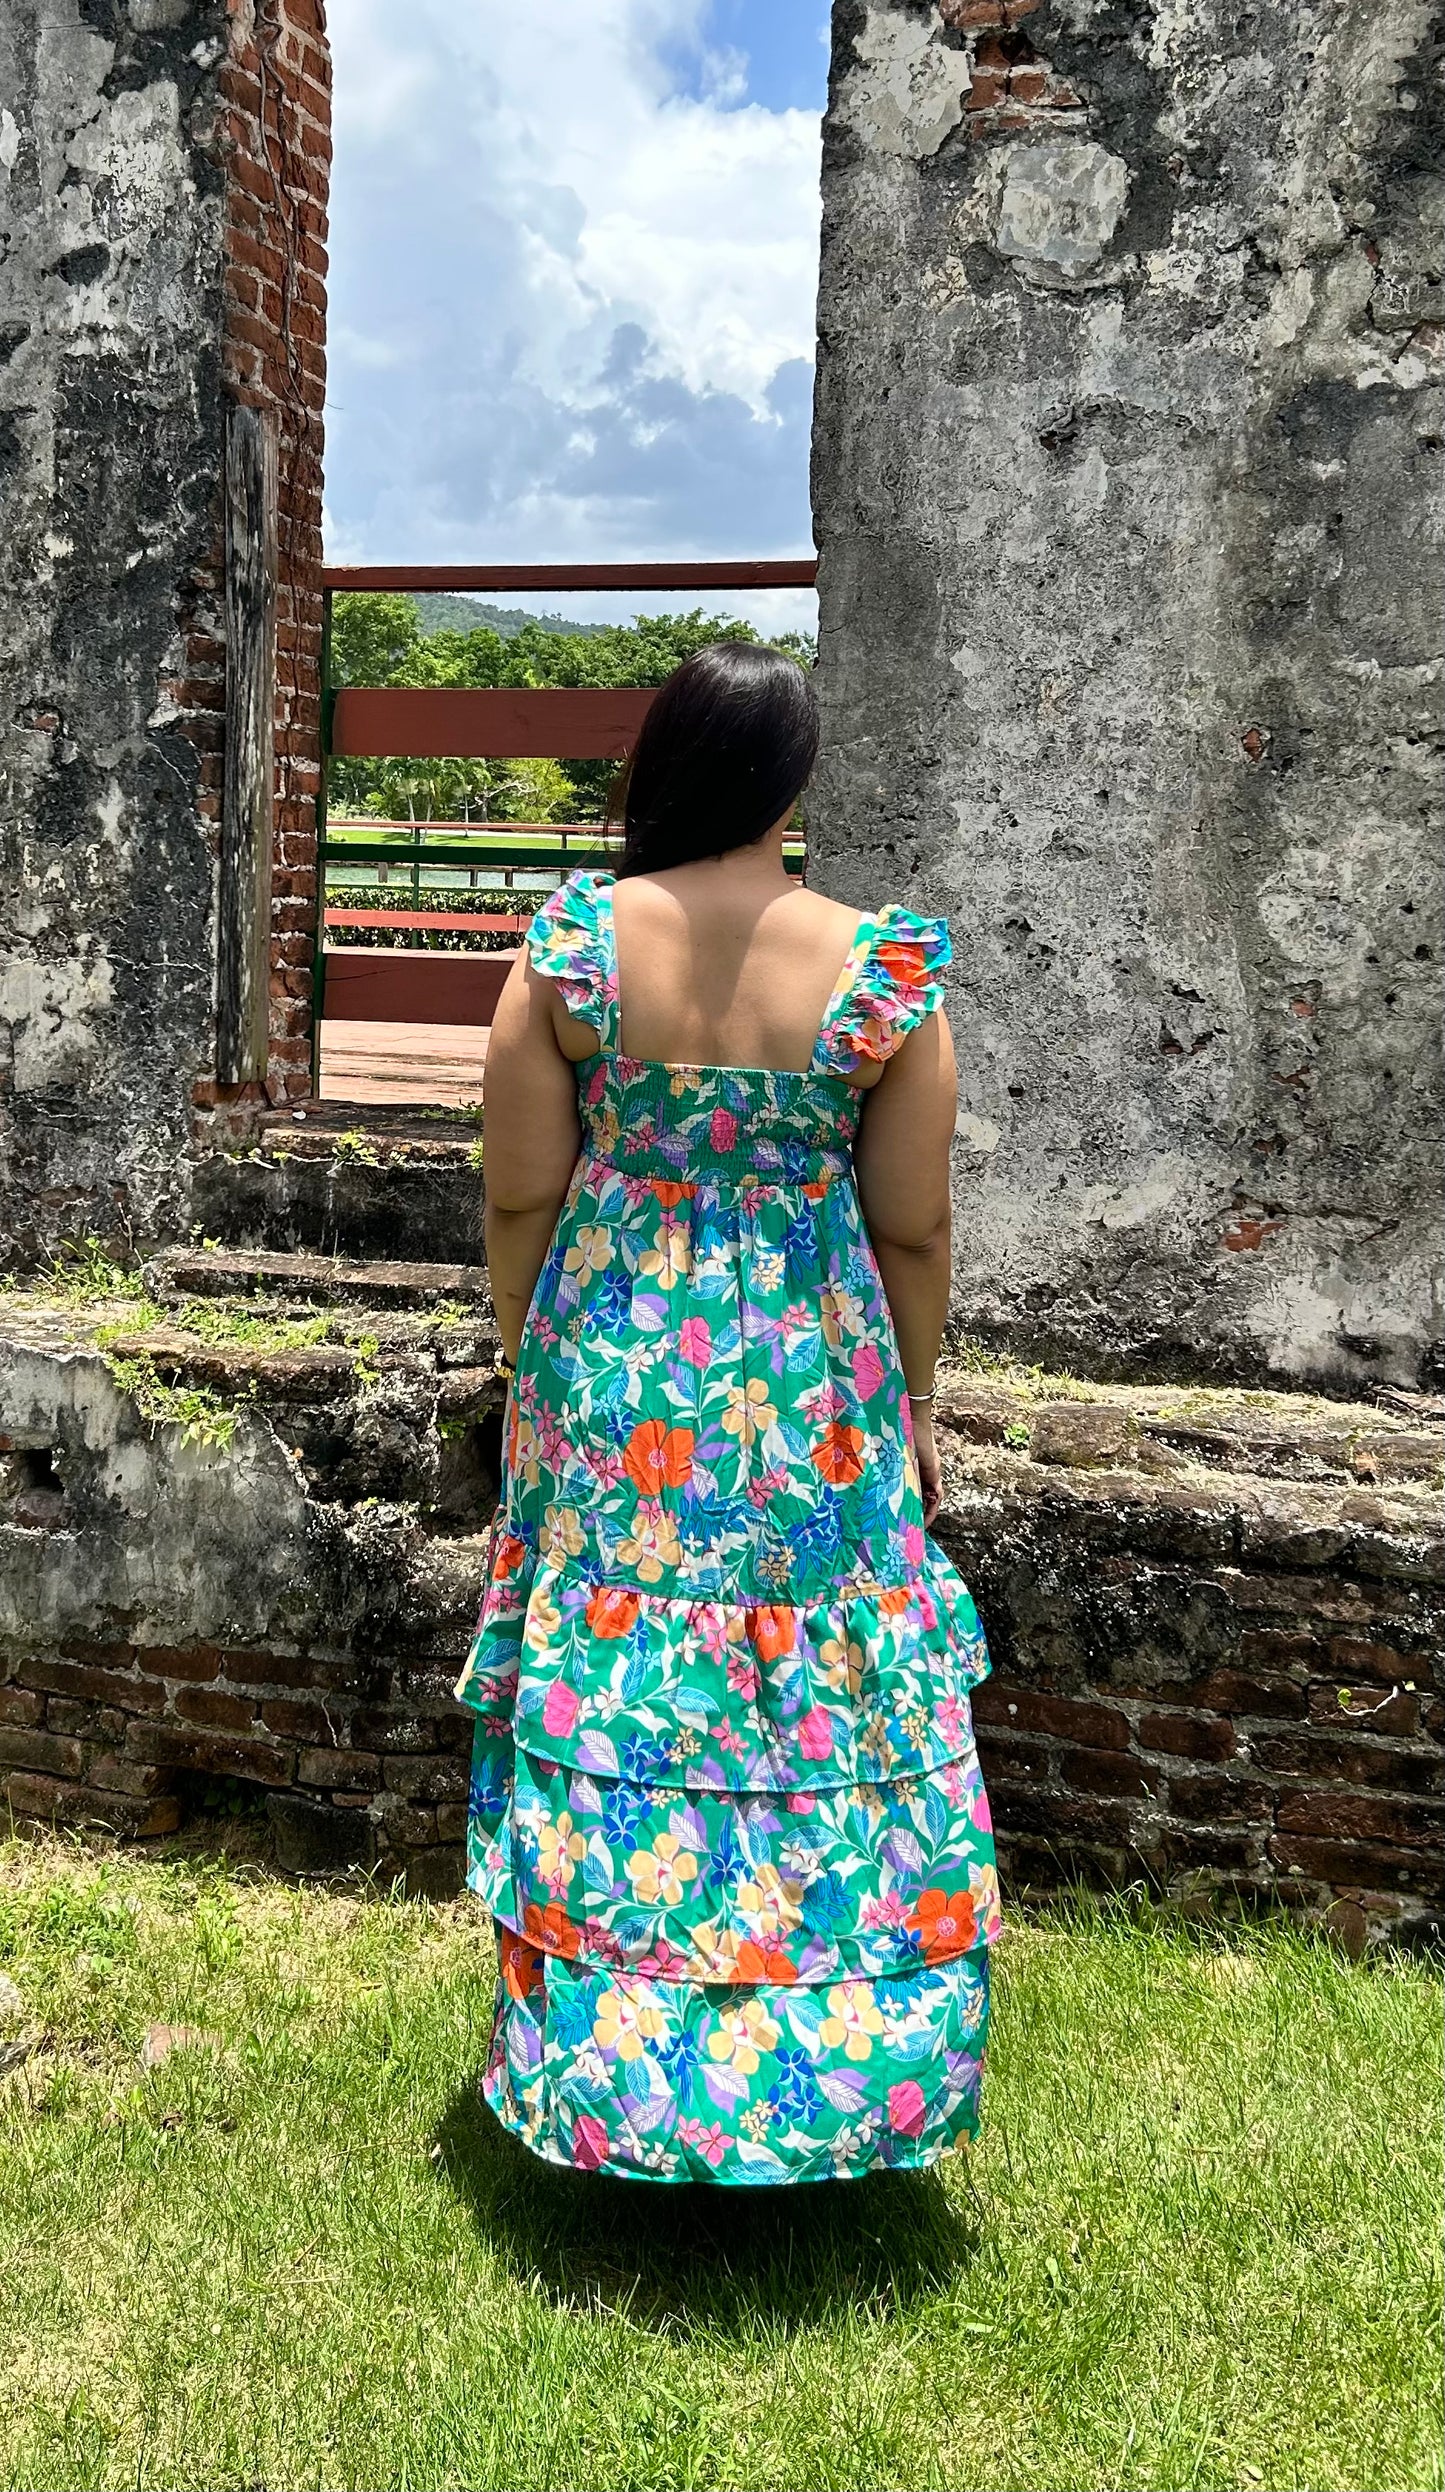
xmin=935 ymin=1388 xmax=1444 ymax=1947
xmin=188 ymin=0 xmax=331 ymax=1129
xmin=940 ymin=0 xmax=1084 ymax=132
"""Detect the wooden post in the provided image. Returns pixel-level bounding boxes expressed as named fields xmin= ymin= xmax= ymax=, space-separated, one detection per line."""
xmin=216 ymin=402 xmax=278 ymax=1084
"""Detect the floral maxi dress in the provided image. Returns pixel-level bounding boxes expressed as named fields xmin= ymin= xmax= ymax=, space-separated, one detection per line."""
xmin=457 ymin=870 xmax=1001 ymax=2184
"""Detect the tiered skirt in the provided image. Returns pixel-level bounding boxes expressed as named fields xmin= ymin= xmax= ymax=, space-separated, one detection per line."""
xmin=459 ymin=1546 xmax=1000 ymax=2185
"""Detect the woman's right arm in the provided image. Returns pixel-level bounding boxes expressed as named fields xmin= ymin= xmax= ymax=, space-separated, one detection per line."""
xmin=481 ymin=955 xmax=583 ymax=1363
xmin=853 ymin=1008 xmax=958 ymax=1524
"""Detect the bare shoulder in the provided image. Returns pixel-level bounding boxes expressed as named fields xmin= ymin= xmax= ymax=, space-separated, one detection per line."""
xmin=774 ymin=887 xmax=866 ymax=943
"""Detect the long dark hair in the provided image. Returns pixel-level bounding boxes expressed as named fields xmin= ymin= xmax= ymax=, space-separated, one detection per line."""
xmin=613 ymin=642 xmax=819 ymax=878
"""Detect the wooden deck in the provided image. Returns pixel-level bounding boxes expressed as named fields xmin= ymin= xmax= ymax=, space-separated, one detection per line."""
xmin=317 ymin=1019 xmax=489 ymax=1108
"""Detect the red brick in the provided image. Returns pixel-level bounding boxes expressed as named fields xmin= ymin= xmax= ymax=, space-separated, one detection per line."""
xmin=175 ymin=1686 xmax=259 ymax=1734
xmin=1154 ymin=1672 xmax=1309 ymax=1720
xmin=297 ymin=1746 xmax=382 ymax=1791
xmin=1166 ymin=1772 xmax=1276 ymax=1823
xmin=259 ymin=1696 xmax=341 ymax=1742
xmin=1326 ymin=1638 xmax=1425 ymax=1686
xmin=971 ymin=1684 xmax=1130 ymax=1750
xmin=1276 ymin=1790 xmax=1444 ymax=1849
xmin=1138 ymin=1708 xmax=1237 ymax=1761
xmin=86 ymin=1755 xmax=171 ymax=1798
xmin=1308 ymin=1681 xmax=1421 ymax=1735
xmin=0 ymin=1685 xmax=44 ymax=1729
xmin=1252 ymin=1731 xmax=1443 ymax=1792
xmin=1268 ymin=1833 xmax=1445 ymax=1901
xmin=972 ymin=1728 xmax=1054 ymax=1783
xmin=0 ymin=1725 xmax=84 ymax=1778
xmin=124 ymin=1719 xmax=295 ymax=1787
xmin=1062 ymin=1749 xmax=1162 ymax=1800
xmin=151 ymin=1644 xmax=222 ymax=1685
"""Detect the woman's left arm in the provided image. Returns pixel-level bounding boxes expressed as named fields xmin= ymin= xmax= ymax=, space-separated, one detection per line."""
xmin=481 ymin=954 xmax=584 ymax=1362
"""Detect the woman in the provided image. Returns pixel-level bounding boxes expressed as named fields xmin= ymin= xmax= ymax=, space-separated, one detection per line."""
xmin=457 ymin=642 xmax=1000 ymax=2185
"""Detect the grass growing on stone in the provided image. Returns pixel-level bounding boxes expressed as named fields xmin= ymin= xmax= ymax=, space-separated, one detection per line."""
xmin=0 ymin=1835 xmax=1438 ymax=2492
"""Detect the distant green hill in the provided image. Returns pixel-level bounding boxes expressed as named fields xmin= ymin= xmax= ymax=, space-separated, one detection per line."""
xmin=411 ymin=594 xmax=610 ymax=639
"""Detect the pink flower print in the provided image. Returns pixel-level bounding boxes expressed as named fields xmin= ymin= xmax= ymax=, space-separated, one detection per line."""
xmin=571 ymin=2113 xmax=610 ymax=2171
xmin=851 ymin=1341 xmax=886 ymax=1401
xmin=679 ymin=1316 xmax=712 ymax=1367
xmin=904 ymin=1524 xmax=926 ymax=1569
xmin=542 ymin=1680 xmax=581 ymax=1738
xmin=585 ymin=1063 xmax=607 ymax=1106
xmin=916 ymin=1583 xmax=938 ymax=1631
xmin=678 ymin=2116 xmax=727 ymax=2169
xmin=936 ymin=1695 xmax=966 ymax=1744
xmin=717 ymin=1725 xmax=746 ymax=1758
xmin=726 ymin=1648 xmax=760 ymax=1701
xmin=972 ymin=1788 xmax=993 ymax=1833
xmin=861 ymin=1892 xmax=912 ymax=1930
xmin=888 ymin=2080 xmax=927 ymax=2138
xmin=710 ymin=1108 xmax=738 ymax=1153
xmin=786 ymin=1791 xmax=817 ymax=1815
xmin=798 ymin=1705 xmax=834 ymax=1762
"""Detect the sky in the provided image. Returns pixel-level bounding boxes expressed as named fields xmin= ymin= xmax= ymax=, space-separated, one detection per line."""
xmin=322 ymin=0 xmax=832 ymax=633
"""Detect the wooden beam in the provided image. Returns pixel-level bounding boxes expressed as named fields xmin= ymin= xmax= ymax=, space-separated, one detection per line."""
xmin=322 ymin=561 xmax=817 ymax=592
xmin=330 ymin=685 xmax=656 ymax=760
xmin=322 ymin=947 xmax=519 ymax=1027
xmin=216 ymin=403 xmax=278 ymax=1083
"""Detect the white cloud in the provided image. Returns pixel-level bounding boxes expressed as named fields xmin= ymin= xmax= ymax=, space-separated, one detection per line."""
xmin=323 ymin=0 xmax=822 ymax=593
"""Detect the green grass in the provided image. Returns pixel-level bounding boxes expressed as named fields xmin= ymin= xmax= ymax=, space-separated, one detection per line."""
xmin=0 ymin=1836 xmax=1438 ymax=2492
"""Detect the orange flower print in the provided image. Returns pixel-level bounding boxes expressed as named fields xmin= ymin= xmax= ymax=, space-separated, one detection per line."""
xmin=623 ymin=1419 xmax=695 ymax=1495
xmin=877 ymin=1586 xmax=913 ymax=1617
xmin=492 ymin=1531 xmax=527 ymax=1582
xmin=749 ymin=1604 xmax=797 ymax=1662
xmin=585 ymin=1585 xmax=641 ymax=1639
xmin=651 ymin=1181 xmax=696 ymax=1208
xmin=811 ymin=1421 xmax=866 ymax=1486
xmin=912 ymin=1886 xmax=979 ymax=1963
xmin=521 ymin=1899 xmax=580 ymax=1960
xmin=733 ymin=1937 xmax=800 ymax=1985
xmin=500 ymin=1928 xmax=548 ymax=1999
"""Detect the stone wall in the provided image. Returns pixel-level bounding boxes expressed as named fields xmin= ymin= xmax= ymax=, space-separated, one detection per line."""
xmin=1 ymin=1258 xmax=1439 ymax=1938
xmin=810 ymin=0 xmax=1444 ymax=1395
xmin=0 ymin=0 xmax=330 ymax=1265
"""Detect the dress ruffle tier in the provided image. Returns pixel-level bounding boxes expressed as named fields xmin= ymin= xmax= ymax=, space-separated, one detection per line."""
xmin=457 ymin=872 xmax=1000 ymax=2185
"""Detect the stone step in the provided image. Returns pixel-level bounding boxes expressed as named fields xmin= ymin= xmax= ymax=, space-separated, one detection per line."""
xmin=190 ymin=1116 xmax=483 ymax=1264
xmin=149 ymin=1246 xmax=491 ymax=1311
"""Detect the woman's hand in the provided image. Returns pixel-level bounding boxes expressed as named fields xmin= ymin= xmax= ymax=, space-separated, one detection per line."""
xmin=912 ymin=1404 xmax=943 ymax=1528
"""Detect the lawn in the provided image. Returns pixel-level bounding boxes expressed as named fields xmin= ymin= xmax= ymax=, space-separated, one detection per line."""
xmin=0 ymin=1831 xmax=1438 ymax=2492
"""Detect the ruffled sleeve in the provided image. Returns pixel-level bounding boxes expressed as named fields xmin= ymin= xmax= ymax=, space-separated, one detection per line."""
xmin=812 ymin=907 xmax=952 ymax=1077
xmin=526 ymin=868 xmax=619 ymax=1046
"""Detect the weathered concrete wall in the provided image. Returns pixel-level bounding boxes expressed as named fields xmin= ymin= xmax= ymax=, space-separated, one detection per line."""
xmin=0 ymin=0 xmax=330 ymax=1265
xmin=811 ymin=0 xmax=1445 ymax=1394
xmin=0 ymin=0 xmax=230 ymax=1260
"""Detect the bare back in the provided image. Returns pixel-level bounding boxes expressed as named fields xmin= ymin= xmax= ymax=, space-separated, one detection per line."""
xmin=548 ymin=863 xmax=883 ymax=1089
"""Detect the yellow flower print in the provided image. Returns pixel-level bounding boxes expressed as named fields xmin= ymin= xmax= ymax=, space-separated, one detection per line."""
xmin=638 ymin=1221 xmax=691 ymax=1291
xmin=669 ymin=1066 xmax=705 ymax=1097
xmin=751 ymin=1247 xmax=785 ymax=1296
xmin=537 ymin=1810 xmax=586 ymax=1893
xmin=522 ymin=1586 xmax=563 ymax=1656
xmin=615 ymin=1506 xmax=683 ymax=1584
xmin=817 ymin=1633 xmax=867 ymax=1697
xmin=543 ymin=1504 xmax=586 ymax=1560
xmin=819 ymin=1981 xmax=884 ymax=2062
xmin=737 ymin=1860 xmax=805 ymax=1937
xmin=820 ymin=1285 xmax=865 ymax=1348
xmin=510 ymin=1412 xmax=542 ymax=1490
xmin=627 ymin=1830 xmax=699 ymax=1907
xmin=592 ymin=1987 xmax=665 ymax=2061
xmin=861 ymin=1716 xmax=899 ymax=1775
xmin=722 ymin=1376 xmax=777 ymax=1446
xmin=563 ymin=1222 xmax=613 ymax=1282
xmin=706 ymin=1996 xmax=781 ymax=2074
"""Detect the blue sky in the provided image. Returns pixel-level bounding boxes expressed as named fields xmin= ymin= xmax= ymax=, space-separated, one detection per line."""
xmin=323 ymin=0 xmax=831 ymax=630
